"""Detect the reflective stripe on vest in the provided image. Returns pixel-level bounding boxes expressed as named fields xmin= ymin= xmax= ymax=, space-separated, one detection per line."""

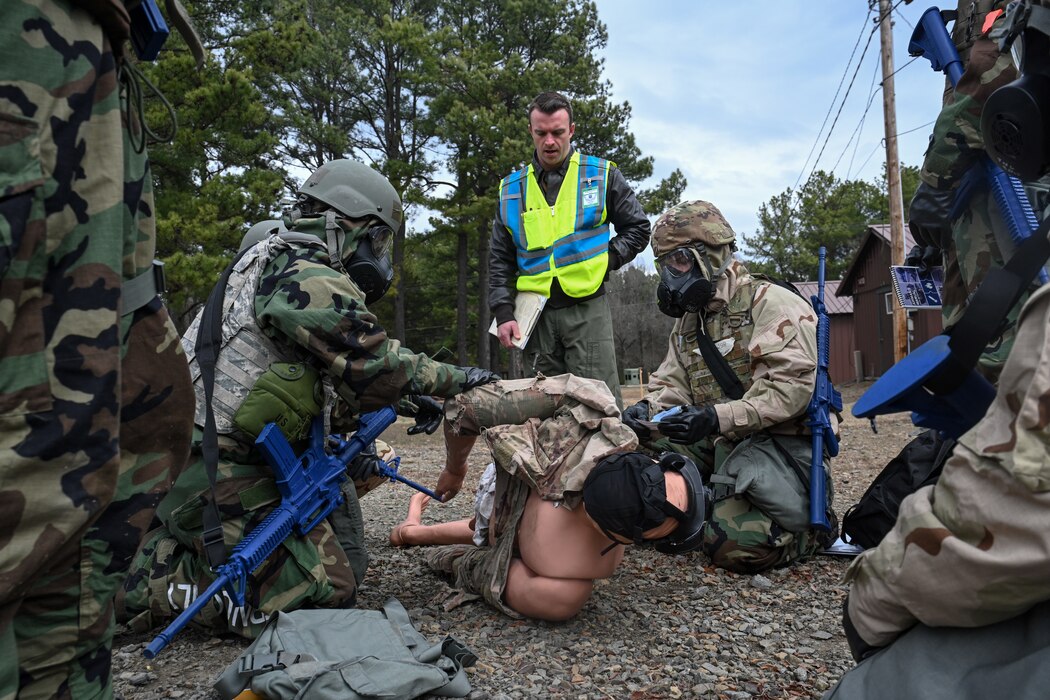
xmin=498 ymin=152 xmax=612 ymax=297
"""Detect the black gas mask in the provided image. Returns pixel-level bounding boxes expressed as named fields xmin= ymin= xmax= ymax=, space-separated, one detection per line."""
xmin=347 ymin=224 xmax=394 ymax=305
xmin=582 ymin=451 xmax=711 ymax=555
xmin=982 ymin=0 xmax=1050 ymax=180
xmin=655 ymin=245 xmax=730 ymax=318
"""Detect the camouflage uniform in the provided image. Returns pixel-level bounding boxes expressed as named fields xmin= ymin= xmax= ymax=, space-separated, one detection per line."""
xmin=920 ymin=0 xmax=1023 ymax=381
xmin=425 ymin=375 xmax=636 ymax=617
xmin=829 ymin=280 xmax=1050 ymax=698
xmin=639 ymin=201 xmax=836 ymax=574
xmin=0 ymin=1 xmax=194 ymax=697
xmin=119 ymin=213 xmax=471 ymax=639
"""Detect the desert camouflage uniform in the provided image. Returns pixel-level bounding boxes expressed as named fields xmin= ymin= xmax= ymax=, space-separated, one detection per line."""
xmin=920 ymin=0 xmax=1024 ymax=381
xmin=119 ymin=214 xmax=471 ymax=639
xmin=425 ymin=375 xmax=636 ymax=617
xmin=829 ymin=280 xmax=1050 ymax=699
xmin=0 ymin=1 xmax=195 ymax=698
xmin=639 ymin=202 xmax=836 ymax=574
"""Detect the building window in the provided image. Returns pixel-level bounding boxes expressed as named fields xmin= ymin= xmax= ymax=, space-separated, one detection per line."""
xmin=884 ymin=292 xmax=894 ymax=315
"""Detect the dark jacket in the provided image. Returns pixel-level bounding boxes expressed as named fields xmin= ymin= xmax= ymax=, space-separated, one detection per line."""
xmin=489 ymin=147 xmax=651 ymax=324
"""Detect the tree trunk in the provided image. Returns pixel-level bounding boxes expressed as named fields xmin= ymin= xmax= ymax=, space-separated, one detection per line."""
xmin=457 ymin=229 xmax=468 ymax=363
xmin=476 ymin=221 xmax=491 ymax=368
xmin=393 ymin=226 xmax=406 ymax=342
xmin=509 ymin=348 xmax=523 ymax=379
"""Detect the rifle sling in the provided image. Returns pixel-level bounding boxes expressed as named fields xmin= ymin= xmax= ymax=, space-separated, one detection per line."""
xmin=694 ymin=327 xmax=746 ymax=401
xmin=195 ymin=247 xmax=253 ymax=570
xmin=926 ymin=216 xmax=1050 ymax=394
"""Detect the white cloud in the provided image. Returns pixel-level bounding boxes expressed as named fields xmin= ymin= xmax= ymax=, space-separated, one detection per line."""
xmin=597 ymin=0 xmax=951 ymax=238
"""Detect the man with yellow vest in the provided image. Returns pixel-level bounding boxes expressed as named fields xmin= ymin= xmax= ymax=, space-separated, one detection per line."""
xmin=490 ymin=91 xmax=651 ymax=407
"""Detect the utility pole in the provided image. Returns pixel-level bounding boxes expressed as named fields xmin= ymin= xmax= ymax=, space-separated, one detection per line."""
xmin=878 ymin=0 xmax=909 ymax=363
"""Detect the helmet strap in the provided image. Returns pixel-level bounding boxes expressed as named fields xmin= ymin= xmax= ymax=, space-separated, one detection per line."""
xmin=699 ymin=243 xmax=733 ymax=283
xmin=324 ymin=210 xmax=346 ymax=273
xmin=695 ymin=243 xmax=716 ymax=279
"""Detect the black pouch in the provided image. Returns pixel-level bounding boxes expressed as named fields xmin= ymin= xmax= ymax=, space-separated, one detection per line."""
xmin=841 ymin=430 xmax=955 ymax=549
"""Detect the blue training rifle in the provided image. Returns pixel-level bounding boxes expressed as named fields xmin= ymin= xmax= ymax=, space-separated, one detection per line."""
xmin=806 ymin=246 xmax=842 ymax=531
xmin=144 ymin=406 xmax=435 ymax=658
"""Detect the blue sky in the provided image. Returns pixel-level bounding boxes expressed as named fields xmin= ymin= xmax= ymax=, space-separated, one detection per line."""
xmin=595 ymin=1 xmax=952 ymax=264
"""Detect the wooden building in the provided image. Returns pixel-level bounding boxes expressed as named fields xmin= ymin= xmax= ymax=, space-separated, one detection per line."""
xmin=836 ymin=224 xmax=943 ymax=379
xmin=794 ymin=279 xmax=856 ymax=386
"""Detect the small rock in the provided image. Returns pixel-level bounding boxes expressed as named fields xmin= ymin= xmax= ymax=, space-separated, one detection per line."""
xmin=810 ymin=630 xmax=834 ymax=640
xmin=128 ymin=672 xmax=152 ymax=687
xmin=701 ymin=662 xmax=727 ymax=676
xmin=794 ymin=666 xmax=809 ymax=682
xmin=750 ymin=574 xmax=773 ymax=589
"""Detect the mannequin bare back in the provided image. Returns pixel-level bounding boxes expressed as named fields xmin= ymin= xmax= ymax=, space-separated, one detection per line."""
xmin=515 ymin=490 xmax=624 ymax=579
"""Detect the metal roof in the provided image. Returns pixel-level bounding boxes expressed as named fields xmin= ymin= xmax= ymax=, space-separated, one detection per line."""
xmin=793 ymin=280 xmax=853 ymax=314
xmin=837 ymin=224 xmax=919 ymax=296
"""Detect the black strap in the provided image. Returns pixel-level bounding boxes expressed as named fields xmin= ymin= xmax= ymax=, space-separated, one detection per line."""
xmin=694 ymin=328 xmax=746 ymax=400
xmin=194 ymin=247 xmax=253 ymax=569
xmin=927 ymin=216 xmax=1050 ymax=394
xmin=768 ymin=434 xmax=813 ymax=490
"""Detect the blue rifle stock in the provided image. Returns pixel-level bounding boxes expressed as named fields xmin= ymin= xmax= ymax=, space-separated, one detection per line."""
xmin=806 ymin=247 xmax=842 ymax=531
xmin=128 ymin=0 xmax=171 ymax=61
xmin=144 ymin=407 xmax=398 ymax=658
xmin=909 ymin=6 xmax=1047 ymax=284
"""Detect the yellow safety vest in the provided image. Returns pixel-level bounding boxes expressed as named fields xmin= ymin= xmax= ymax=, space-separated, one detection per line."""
xmin=498 ymin=152 xmax=613 ymax=297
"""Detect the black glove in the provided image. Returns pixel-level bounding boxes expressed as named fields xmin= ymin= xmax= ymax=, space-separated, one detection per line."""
xmin=903 ymin=244 xmax=943 ymax=271
xmin=903 ymin=244 xmax=924 ymax=267
xmin=842 ymin=595 xmax=884 ymax=662
xmin=908 ymin=181 xmax=955 ymax=250
xmin=458 ymin=366 xmax=501 ymax=392
xmin=621 ymin=401 xmax=652 ymax=441
xmin=658 ymin=406 xmax=719 ymax=445
xmin=406 ymin=395 xmax=443 ymax=436
xmin=348 ymin=447 xmax=383 ymax=481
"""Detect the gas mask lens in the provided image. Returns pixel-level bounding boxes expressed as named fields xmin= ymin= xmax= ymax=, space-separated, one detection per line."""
xmin=656 ymin=248 xmax=698 ymax=277
xmin=368 ymin=225 xmax=393 ymax=259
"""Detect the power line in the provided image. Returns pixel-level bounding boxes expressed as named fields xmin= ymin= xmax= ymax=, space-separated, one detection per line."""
xmin=837 ymin=53 xmax=921 ymax=176
xmin=751 ymin=0 xmax=915 ymax=264
xmin=790 ymin=6 xmax=874 ymax=196
xmin=798 ymin=0 xmax=910 ymax=189
xmin=839 ymin=57 xmax=883 ymax=177
xmin=855 ymin=139 xmax=883 ymax=174
xmin=897 ymin=119 xmax=936 ymax=137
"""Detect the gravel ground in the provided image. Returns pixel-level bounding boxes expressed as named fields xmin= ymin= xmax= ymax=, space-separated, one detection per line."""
xmin=112 ymin=382 xmax=918 ymax=699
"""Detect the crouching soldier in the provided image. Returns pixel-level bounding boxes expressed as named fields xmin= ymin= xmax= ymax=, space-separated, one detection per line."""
xmin=117 ymin=159 xmax=497 ymax=638
xmin=620 ymin=200 xmax=838 ymax=574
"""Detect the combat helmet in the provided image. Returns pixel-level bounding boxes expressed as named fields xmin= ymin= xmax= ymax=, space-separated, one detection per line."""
xmin=650 ymin=200 xmax=736 ymax=257
xmin=238 ymin=219 xmax=286 ymax=252
xmin=295 ymin=159 xmax=401 ymax=305
xmin=651 ymin=200 xmax=739 ymax=318
xmin=297 ymin=159 xmax=403 ymax=232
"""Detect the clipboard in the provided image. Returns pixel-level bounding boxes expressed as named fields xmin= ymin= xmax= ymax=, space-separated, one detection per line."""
xmin=488 ymin=291 xmax=547 ymax=349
